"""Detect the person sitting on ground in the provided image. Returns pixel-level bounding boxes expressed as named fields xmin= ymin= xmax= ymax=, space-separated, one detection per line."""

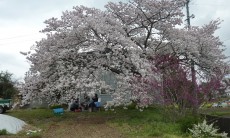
xmin=70 ymin=98 xmax=80 ymax=112
xmin=88 ymin=94 xmax=98 ymax=112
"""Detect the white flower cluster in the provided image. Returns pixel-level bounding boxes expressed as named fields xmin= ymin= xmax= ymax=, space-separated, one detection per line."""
xmin=188 ymin=120 xmax=228 ymax=138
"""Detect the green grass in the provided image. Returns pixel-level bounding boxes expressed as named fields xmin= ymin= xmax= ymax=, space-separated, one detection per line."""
xmin=5 ymin=106 xmax=194 ymax=138
xmin=108 ymin=106 xmax=192 ymax=138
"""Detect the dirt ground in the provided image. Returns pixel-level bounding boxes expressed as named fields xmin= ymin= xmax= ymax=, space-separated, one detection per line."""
xmin=43 ymin=116 xmax=125 ymax=138
xmin=0 ymin=116 xmax=125 ymax=138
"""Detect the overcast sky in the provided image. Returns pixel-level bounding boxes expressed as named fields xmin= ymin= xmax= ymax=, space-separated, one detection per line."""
xmin=0 ymin=0 xmax=229 ymax=81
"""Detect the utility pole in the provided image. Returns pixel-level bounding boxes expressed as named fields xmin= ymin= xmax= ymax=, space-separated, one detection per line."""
xmin=185 ymin=0 xmax=197 ymax=113
xmin=186 ymin=0 xmax=191 ymax=28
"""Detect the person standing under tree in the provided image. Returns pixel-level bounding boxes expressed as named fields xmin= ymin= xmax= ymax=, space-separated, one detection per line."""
xmin=88 ymin=94 xmax=98 ymax=112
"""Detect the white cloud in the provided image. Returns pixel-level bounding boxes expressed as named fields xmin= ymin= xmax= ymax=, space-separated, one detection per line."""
xmin=0 ymin=0 xmax=98 ymax=80
xmin=190 ymin=0 xmax=230 ymax=57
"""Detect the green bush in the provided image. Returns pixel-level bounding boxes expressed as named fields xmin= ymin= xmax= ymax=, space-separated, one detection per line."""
xmin=204 ymin=103 xmax=212 ymax=108
xmin=49 ymin=104 xmax=63 ymax=109
xmin=0 ymin=129 xmax=7 ymax=135
xmin=200 ymin=103 xmax=213 ymax=108
xmin=49 ymin=104 xmax=68 ymax=109
xmin=126 ymin=101 xmax=137 ymax=109
xmin=177 ymin=115 xmax=201 ymax=133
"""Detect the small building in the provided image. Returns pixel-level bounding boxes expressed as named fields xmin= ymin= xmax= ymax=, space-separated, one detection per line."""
xmin=90 ymin=70 xmax=117 ymax=105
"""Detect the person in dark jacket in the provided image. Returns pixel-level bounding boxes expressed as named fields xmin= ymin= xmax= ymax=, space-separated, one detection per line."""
xmin=70 ymin=98 xmax=79 ymax=111
xmin=88 ymin=94 xmax=98 ymax=112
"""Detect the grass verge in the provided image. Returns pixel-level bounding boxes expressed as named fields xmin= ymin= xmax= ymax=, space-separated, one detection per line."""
xmin=3 ymin=106 xmax=195 ymax=138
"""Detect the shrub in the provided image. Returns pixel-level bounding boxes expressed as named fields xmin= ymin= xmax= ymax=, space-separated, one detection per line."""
xmin=201 ymin=103 xmax=213 ymax=108
xmin=178 ymin=115 xmax=200 ymax=133
xmin=49 ymin=104 xmax=62 ymax=109
xmin=0 ymin=129 xmax=7 ymax=135
xmin=188 ymin=120 xmax=228 ymax=138
xmin=49 ymin=104 xmax=68 ymax=109
xmin=126 ymin=101 xmax=137 ymax=109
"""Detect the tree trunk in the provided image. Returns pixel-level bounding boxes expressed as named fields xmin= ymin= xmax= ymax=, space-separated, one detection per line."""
xmin=191 ymin=60 xmax=198 ymax=114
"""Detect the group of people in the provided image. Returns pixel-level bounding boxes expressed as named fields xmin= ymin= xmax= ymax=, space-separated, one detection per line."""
xmin=70 ymin=93 xmax=98 ymax=112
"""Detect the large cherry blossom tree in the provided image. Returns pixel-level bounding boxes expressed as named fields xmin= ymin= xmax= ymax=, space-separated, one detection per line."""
xmin=20 ymin=0 xmax=229 ymax=108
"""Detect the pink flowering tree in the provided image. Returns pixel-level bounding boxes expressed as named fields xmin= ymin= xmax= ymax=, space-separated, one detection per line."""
xmin=131 ymin=53 xmax=228 ymax=113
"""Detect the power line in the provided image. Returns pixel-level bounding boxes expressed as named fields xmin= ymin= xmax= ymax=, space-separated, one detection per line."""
xmin=223 ymin=38 xmax=230 ymax=42
xmin=0 ymin=33 xmax=44 ymax=41
xmin=190 ymin=0 xmax=227 ymax=7
xmin=190 ymin=3 xmax=227 ymax=7
xmin=0 ymin=39 xmax=38 ymax=46
xmin=0 ymin=34 xmax=34 ymax=40
xmin=0 ymin=33 xmax=45 ymax=46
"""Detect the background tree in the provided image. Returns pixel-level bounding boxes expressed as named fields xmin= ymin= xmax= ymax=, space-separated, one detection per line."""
xmin=0 ymin=71 xmax=18 ymax=99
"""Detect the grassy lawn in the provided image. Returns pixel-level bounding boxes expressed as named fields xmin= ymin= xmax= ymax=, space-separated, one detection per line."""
xmin=1 ymin=106 xmax=193 ymax=138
